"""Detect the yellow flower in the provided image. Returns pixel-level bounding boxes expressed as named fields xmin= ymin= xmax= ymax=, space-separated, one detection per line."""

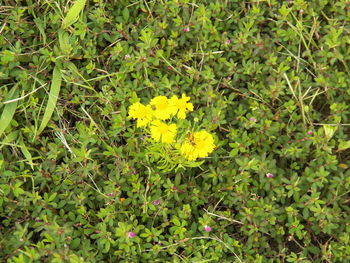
xmin=150 ymin=96 xmax=177 ymax=120
xmin=150 ymin=120 xmax=177 ymax=144
xmin=128 ymin=102 xmax=153 ymax=127
xmin=170 ymin=94 xmax=194 ymax=119
xmin=180 ymin=130 xmax=215 ymax=160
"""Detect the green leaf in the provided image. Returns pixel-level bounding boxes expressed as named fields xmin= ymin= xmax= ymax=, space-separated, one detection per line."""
xmin=174 ymin=174 xmax=181 ymax=186
xmin=323 ymin=124 xmax=337 ymax=141
xmin=172 ymin=217 xmax=181 ymax=226
xmin=37 ymin=65 xmax=62 ymax=135
xmin=48 ymin=192 xmax=57 ymax=202
xmin=58 ymin=30 xmax=72 ymax=55
xmin=13 ymin=182 xmax=25 ymax=197
xmin=0 ymin=85 xmax=19 ymax=138
xmin=62 ymin=0 xmax=87 ymax=29
xmin=122 ymin=8 xmax=129 ymax=22
xmin=19 ymin=137 xmax=34 ymax=170
xmin=70 ymin=238 xmax=80 ymax=249
xmin=34 ymin=17 xmax=47 ymax=45
xmin=338 ymin=140 xmax=350 ymax=152
xmin=1 ymin=131 xmax=19 ymax=147
xmin=0 ymin=50 xmax=16 ymax=65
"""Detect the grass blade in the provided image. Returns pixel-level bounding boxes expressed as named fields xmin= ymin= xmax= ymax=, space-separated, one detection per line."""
xmin=37 ymin=65 xmax=62 ymax=135
xmin=0 ymin=85 xmax=19 ymax=137
xmin=62 ymin=0 xmax=87 ymax=29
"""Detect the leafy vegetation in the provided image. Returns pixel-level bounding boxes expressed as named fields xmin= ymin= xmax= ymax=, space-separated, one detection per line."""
xmin=1 ymin=0 xmax=350 ymax=262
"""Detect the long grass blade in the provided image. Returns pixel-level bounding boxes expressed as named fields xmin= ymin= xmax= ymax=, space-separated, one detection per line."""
xmin=37 ymin=65 xmax=62 ymax=135
xmin=62 ymin=0 xmax=87 ymax=29
xmin=0 ymin=85 xmax=19 ymax=137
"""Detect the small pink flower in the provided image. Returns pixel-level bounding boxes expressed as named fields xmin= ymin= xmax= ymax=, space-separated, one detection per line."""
xmin=249 ymin=117 xmax=257 ymax=122
xmin=225 ymin=39 xmax=231 ymax=44
xmin=307 ymin=130 xmax=313 ymax=135
xmin=204 ymin=225 xmax=211 ymax=232
xmin=183 ymin=27 xmax=190 ymax=32
xmin=266 ymin=173 xmax=274 ymax=178
xmin=153 ymin=200 xmax=160 ymax=206
xmin=124 ymin=54 xmax=131 ymax=60
xmin=227 ymin=76 xmax=232 ymax=81
xmin=128 ymin=231 xmax=135 ymax=238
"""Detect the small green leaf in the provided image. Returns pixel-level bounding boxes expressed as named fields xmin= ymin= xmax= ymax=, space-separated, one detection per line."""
xmin=19 ymin=137 xmax=34 ymax=170
xmin=62 ymin=0 xmax=87 ymax=29
xmin=174 ymin=174 xmax=181 ymax=186
xmin=0 ymin=131 xmax=19 ymax=151
xmin=48 ymin=192 xmax=57 ymax=202
xmin=58 ymin=30 xmax=72 ymax=55
xmin=34 ymin=17 xmax=47 ymax=45
xmin=122 ymin=8 xmax=129 ymax=22
xmin=323 ymin=124 xmax=337 ymax=141
xmin=172 ymin=217 xmax=181 ymax=226
xmin=0 ymin=50 xmax=16 ymax=65
xmin=70 ymin=238 xmax=80 ymax=249
xmin=13 ymin=182 xmax=25 ymax=197
xmin=338 ymin=140 xmax=350 ymax=152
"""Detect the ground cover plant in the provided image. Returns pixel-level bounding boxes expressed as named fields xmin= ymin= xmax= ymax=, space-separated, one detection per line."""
xmin=1 ymin=0 xmax=350 ymax=262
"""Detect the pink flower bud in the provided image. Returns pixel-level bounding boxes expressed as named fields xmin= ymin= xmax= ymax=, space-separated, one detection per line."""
xmin=226 ymin=39 xmax=231 ymax=44
xmin=266 ymin=173 xmax=274 ymax=178
xmin=183 ymin=27 xmax=190 ymax=32
xmin=204 ymin=225 xmax=211 ymax=232
xmin=153 ymin=200 xmax=160 ymax=206
xmin=128 ymin=231 xmax=135 ymax=238
xmin=307 ymin=130 xmax=313 ymax=135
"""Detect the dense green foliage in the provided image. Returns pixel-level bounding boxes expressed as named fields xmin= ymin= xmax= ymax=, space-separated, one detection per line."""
xmin=1 ymin=0 xmax=350 ymax=262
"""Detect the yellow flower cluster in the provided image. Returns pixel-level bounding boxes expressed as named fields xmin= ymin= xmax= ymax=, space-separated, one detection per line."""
xmin=128 ymin=94 xmax=215 ymax=160
xmin=180 ymin=131 xmax=215 ymax=161
xmin=150 ymin=120 xmax=177 ymax=144
xmin=128 ymin=102 xmax=153 ymax=128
